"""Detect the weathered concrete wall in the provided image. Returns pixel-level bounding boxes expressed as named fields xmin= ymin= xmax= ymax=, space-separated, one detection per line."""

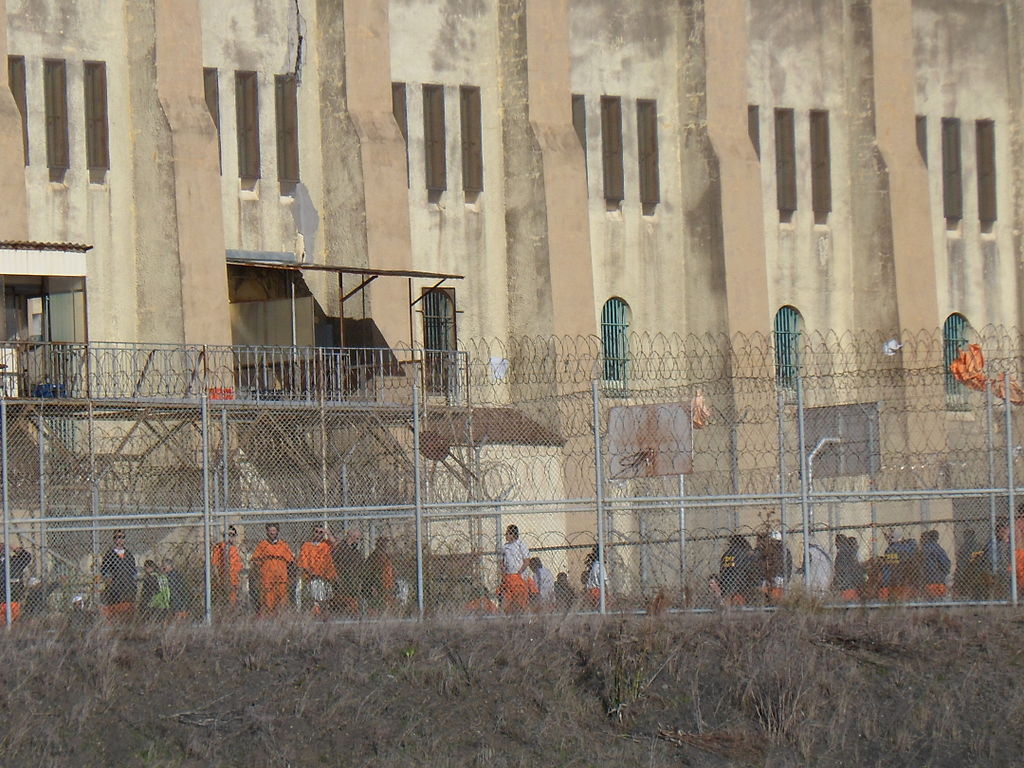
xmin=391 ymin=0 xmax=507 ymax=344
xmin=0 ymin=0 xmax=28 ymax=240
xmin=570 ymin=0 xmax=689 ymax=338
xmin=914 ymin=0 xmax=1018 ymax=331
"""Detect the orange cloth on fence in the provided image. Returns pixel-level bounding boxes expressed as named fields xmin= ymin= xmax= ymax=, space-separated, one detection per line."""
xmin=725 ymin=594 xmax=746 ymax=607
xmin=1015 ymin=549 xmax=1024 ymax=588
xmin=924 ymin=583 xmax=947 ymax=598
xmin=586 ymin=587 xmax=602 ymax=608
xmin=839 ymin=589 xmax=859 ymax=602
xmin=949 ymin=344 xmax=1024 ymax=403
xmin=949 ymin=344 xmax=988 ymax=391
xmin=994 ymin=373 xmax=1024 ymax=405
xmin=298 ymin=541 xmax=337 ymax=581
xmin=497 ymin=573 xmax=529 ymax=612
xmin=0 ymin=602 xmax=20 ymax=623
xmin=251 ymin=539 xmax=294 ymax=612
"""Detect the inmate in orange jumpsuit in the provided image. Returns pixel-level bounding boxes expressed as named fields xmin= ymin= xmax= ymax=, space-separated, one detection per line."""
xmin=212 ymin=541 xmax=244 ymax=605
xmin=298 ymin=541 xmax=337 ymax=581
xmin=250 ymin=539 xmax=294 ymax=613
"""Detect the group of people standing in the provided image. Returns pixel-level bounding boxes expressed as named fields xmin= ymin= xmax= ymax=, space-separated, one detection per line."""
xmin=710 ymin=522 xmax=1024 ymax=605
xmin=495 ymin=525 xmax=606 ymax=613
xmin=211 ymin=523 xmax=398 ymax=616
xmin=93 ymin=522 xmax=400 ymax=622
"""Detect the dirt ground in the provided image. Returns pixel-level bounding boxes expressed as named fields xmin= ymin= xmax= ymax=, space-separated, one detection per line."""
xmin=1 ymin=607 xmax=1022 ymax=767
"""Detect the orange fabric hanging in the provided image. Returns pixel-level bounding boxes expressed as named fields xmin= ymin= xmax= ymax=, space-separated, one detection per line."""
xmin=949 ymin=344 xmax=988 ymax=391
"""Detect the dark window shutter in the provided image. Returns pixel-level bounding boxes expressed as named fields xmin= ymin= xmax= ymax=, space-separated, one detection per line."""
xmin=8 ymin=56 xmax=28 ymax=165
xmin=941 ymin=118 xmax=962 ymax=221
xmin=43 ymin=59 xmax=69 ymax=170
xmin=392 ymin=82 xmax=409 ymax=186
xmin=204 ymin=68 xmax=222 ymax=171
xmin=774 ymin=108 xmax=796 ymax=214
xmin=637 ymin=99 xmax=659 ymax=205
xmin=423 ymin=84 xmax=447 ymax=192
xmin=748 ymin=104 xmax=760 ymax=158
xmin=976 ymin=120 xmax=996 ymax=224
xmin=915 ymin=115 xmax=927 ymax=166
xmin=601 ymin=96 xmax=623 ymax=203
xmin=275 ymin=74 xmax=299 ymax=183
xmin=84 ymin=62 xmax=109 ymax=171
xmin=235 ymin=71 xmax=260 ymax=180
xmin=810 ymin=110 xmax=830 ymax=215
xmin=460 ymin=86 xmax=482 ymax=194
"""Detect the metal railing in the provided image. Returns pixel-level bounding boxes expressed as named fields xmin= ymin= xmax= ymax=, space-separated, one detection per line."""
xmin=0 ymin=341 xmax=469 ymax=405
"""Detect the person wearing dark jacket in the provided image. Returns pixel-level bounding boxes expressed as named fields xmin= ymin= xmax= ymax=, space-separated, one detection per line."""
xmin=832 ymin=534 xmax=865 ymax=601
xmin=920 ymin=530 xmax=951 ymax=598
xmin=879 ymin=529 xmax=919 ymax=600
xmin=714 ymin=535 xmax=759 ymax=606
xmin=100 ymin=530 xmax=138 ymax=620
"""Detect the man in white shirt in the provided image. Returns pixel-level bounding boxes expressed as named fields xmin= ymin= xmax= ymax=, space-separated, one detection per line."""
xmin=497 ymin=524 xmax=530 ymax=612
xmin=529 ymin=557 xmax=555 ymax=604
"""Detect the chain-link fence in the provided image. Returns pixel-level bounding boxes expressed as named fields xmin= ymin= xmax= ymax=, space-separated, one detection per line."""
xmin=0 ymin=327 xmax=1022 ymax=624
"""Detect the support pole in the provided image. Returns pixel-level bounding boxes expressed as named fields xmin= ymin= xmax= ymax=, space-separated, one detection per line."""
xmin=412 ymin=374 xmax=425 ymax=619
xmin=591 ymin=380 xmax=606 ymax=614
xmin=201 ymin=396 xmax=213 ymax=625
xmin=2 ymin=398 xmax=10 ymax=627
xmin=1005 ymin=372 xmax=1017 ymax=606
xmin=796 ymin=375 xmax=810 ymax=587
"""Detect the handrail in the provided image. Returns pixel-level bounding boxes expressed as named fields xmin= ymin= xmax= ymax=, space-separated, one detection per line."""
xmin=0 ymin=341 xmax=469 ymax=405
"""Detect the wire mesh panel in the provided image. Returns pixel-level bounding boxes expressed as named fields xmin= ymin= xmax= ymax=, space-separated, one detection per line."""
xmin=0 ymin=328 xmax=1021 ymax=625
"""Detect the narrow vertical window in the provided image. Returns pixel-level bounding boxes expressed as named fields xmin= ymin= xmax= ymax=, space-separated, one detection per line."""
xmin=422 ymin=288 xmax=457 ymax=395
xmin=572 ymin=94 xmax=588 ymax=183
xmin=601 ymin=96 xmax=623 ymax=205
xmin=941 ymin=117 xmax=962 ymax=225
xmin=203 ymin=68 xmax=222 ymax=172
xmin=748 ymin=104 xmax=760 ymax=158
xmin=392 ymin=82 xmax=409 ymax=186
xmin=943 ymin=313 xmax=969 ymax=408
xmin=601 ymin=298 xmax=631 ymax=389
xmin=8 ymin=56 xmax=27 ymax=165
xmin=916 ymin=115 xmax=927 ymax=166
xmin=976 ymin=119 xmax=996 ymax=227
xmin=43 ymin=59 xmax=69 ymax=173
xmin=774 ymin=108 xmax=796 ymax=219
xmin=422 ymin=84 xmax=446 ymax=193
xmin=83 ymin=62 xmax=109 ymax=172
xmin=809 ymin=110 xmax=831 ymax=220
xmin=774 ymin=306 xmax=802 ymax=390
xmin=460 ymin=85 xmax=482 ymax=195
xmin=275 ymin=74 xmax=299 ymax=186
xmin=235 ymin=71 xmax=260 ymax=181
xmin=637 ymin=99 xmax=659 ymax=211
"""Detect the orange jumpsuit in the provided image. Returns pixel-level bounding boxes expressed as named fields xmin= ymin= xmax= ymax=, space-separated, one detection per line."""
xmin=212 ymin=541 xmax=244 ymax=605
xmin=250 ymin=539 xmax=294 ymax=613
xmin=298 ymin=541 xmax=337 ymax=581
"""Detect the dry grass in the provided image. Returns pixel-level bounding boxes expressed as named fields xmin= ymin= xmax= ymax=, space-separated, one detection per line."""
xmin=0 ymin=608 xmax=1021 ymax=766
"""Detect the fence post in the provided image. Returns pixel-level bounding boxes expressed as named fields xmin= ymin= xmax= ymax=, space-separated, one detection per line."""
xmin=1005 ymin=372 xmax=1017 ymax=607
xmin=201 ymin=395 xmax=213 ymax=625
xmin=88 ymin=399 xmax=98 ymax=599
xmin=2 ymin=397 xmax=10 ymax=627
xmin=776 ymin=389 xmax=788 ymax=578
xmin=796 ymin=373 xmax=810 ymax=588
xmin=591 ymin=380 xmax=606 ymax=615
xmin=677 ymin=474 xmax=686 ymax=591
xmin=412 ymin=373 xmax=425 ymax=620
xmin=37 ymin=405 xmax=47 ymax=586
xmin=987 ymin=380 xmax=998 ymax=573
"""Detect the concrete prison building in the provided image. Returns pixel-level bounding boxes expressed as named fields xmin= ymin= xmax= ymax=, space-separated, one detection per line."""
xmin=0 ymin=0 xmax=1020 ymax=594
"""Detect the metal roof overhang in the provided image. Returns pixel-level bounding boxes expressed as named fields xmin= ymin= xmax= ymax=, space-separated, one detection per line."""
xmin=226 ymin=257 xmax=465 ymax=345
